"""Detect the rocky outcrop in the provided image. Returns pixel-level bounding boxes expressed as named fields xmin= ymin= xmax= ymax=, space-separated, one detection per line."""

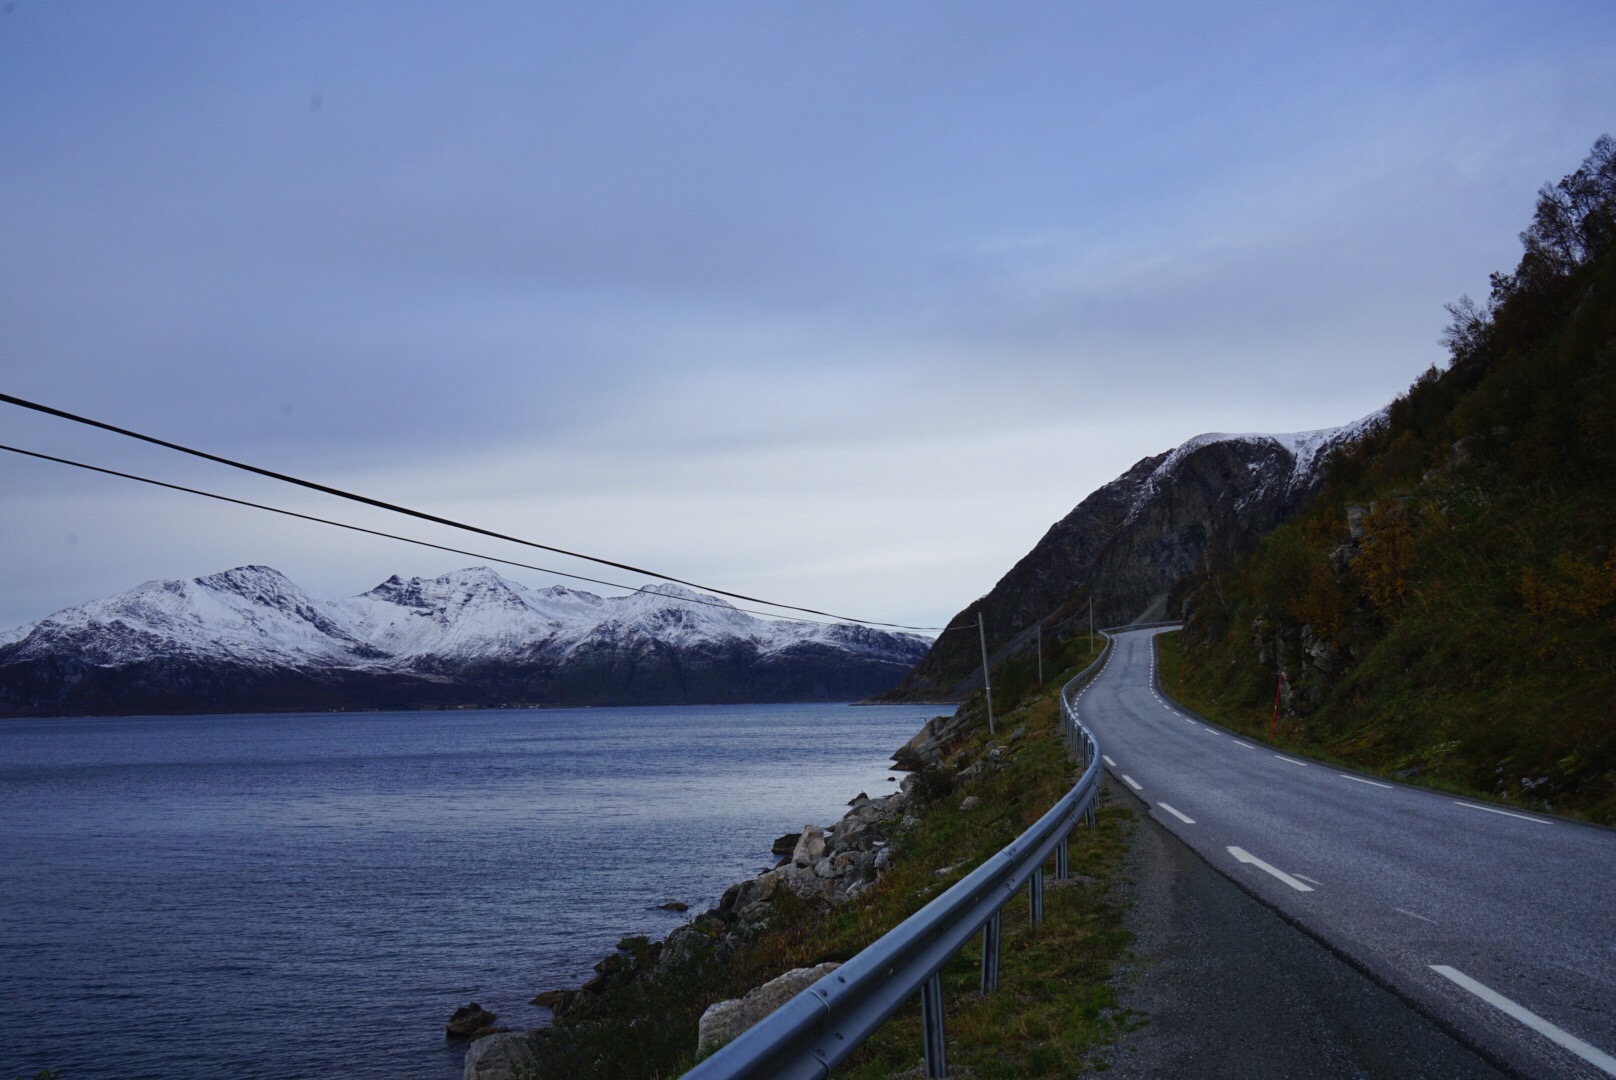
xmin=892 ymin=713 xmax=974 ymax=770
xmin=696 ymin=963 xmax=841 ymax=1056
xmin=446 ymin=1003 xmax=498 ymax=1039
xmin=881 ymin=414 xmax=1385 ymax=700
xmin=518 ymin=705 xmax=1025 ymax=1069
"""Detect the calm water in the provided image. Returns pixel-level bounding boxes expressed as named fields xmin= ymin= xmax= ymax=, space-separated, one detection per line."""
xmin=0 ymin=703 xmax=939 ymax=1079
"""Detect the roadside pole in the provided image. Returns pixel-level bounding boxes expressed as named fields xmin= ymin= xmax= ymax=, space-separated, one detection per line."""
xmin=978 ymin=612 xmax=996 ymax=736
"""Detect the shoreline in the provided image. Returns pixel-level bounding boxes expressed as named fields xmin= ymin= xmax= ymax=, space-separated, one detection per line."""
xmin=454 ymin=706 xmax=965 ymax=1079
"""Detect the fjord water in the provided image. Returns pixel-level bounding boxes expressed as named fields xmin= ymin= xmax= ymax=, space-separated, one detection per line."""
xmin=0 ymin=702 xmax=938 ymax=1079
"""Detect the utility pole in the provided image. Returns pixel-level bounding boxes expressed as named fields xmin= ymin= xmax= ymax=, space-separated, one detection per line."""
xmin=977 ymin=611 xmax=996 ymax=736
xmin=1036 ymin=623 xmax=1043 ymax=685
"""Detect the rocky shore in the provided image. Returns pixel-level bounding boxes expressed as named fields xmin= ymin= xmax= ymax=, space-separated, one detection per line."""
xmin=449 ymin=706 xmax=991 ymax=1079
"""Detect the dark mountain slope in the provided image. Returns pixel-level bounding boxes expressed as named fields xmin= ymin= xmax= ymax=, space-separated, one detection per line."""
xmin=1174 ymin=135 xmax=1616 ymax=823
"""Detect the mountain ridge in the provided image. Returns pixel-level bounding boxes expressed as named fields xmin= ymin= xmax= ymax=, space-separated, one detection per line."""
xmin=881 ymin=412 xmax=1385 ymax=700
xmin=0 ymin=566 xmax=931 ymax=716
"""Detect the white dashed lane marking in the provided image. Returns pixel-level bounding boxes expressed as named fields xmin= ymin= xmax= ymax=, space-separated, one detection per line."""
xmin=1228 ymin=846 xmax=1314 ymax=892
xmin=1158 ymin=802 xmax=1195 ymax=824
xmin=1395 ymin=907 xmax=1437 ymax=925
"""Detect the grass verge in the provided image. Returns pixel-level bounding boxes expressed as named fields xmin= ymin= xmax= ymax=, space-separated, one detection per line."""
xmin=1155 ymin=629 xmax=1611 ymax=823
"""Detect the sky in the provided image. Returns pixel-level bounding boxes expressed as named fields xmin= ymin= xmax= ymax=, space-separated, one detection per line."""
xmin=2 ymin=1 xmax=1614 ymax=633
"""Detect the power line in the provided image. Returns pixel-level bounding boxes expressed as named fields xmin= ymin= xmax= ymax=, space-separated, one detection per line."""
xmin=2 ymin=442 xmax=969 ymax=634
xmin=0 ymin=392 xmax=946 ymax=631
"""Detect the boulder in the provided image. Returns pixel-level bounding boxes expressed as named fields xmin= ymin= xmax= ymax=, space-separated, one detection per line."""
xmin=446 ymin=1002 xmax=498 ymax=1039
xmin=770 ymin=832 xmax=801 ymax=857
xmin=959 ymin=795 xmax=981 ymax=811
xmin=661 ymin=924 xmax=718 ymax=970
xmin=697 ymin=963 xmax=841 ymax=1056
xmin=791 ymin=825 xmax=827 ymax=867
xmin=463 ymin=1030 xmax=536 ymax=1080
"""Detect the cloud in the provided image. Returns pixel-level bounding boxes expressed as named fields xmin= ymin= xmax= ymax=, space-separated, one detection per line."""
xmin=3 ymin=0 xmax=1615 ymax=630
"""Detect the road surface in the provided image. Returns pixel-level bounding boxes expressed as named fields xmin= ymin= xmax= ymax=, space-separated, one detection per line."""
xmin=1075 ymin=628 xmax=1616 ymax=1079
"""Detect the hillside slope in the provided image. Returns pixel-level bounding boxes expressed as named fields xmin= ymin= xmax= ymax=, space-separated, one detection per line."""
xmin=1174 ymin=136 xmax=1616 ymax=823
xmin=882 ymin=414 xmax=1382 ymax=700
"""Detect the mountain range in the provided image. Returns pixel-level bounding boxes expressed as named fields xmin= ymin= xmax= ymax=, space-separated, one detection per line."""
xmin=0 ymin=566 xmax=930 ymax=717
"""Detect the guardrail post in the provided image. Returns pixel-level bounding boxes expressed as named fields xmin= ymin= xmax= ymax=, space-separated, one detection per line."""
xmin=980 ymin=911 xmax=1001 ymax=994
xmin=1056 ymin=837 xmax=1069 ymax=880
xmin=1029 ymin=865 xmax=1044 ymax=926
xmin=922 ymin=972 xmax=948 ymax=1078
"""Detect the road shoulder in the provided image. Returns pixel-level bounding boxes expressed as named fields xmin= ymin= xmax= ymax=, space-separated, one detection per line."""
xmin=1087 ymin=777 xmax=1506 ymax=1079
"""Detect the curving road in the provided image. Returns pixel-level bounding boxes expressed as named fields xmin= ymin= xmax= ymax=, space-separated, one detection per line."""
xmin=1076 ymin=628 xmax=1616 ymax=1080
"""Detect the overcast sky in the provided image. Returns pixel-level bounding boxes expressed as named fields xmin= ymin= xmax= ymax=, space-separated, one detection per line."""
xmin=2 ymin=1 xmax=1613 ymax=632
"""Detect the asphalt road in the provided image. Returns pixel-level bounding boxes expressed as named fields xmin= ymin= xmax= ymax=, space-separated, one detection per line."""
xmin=1075 ymin=629 xmax=1616 ymax=1080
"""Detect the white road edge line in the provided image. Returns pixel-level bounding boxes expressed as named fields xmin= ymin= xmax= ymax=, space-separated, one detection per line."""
xmin=1394 ymin=907 xmax=1437 ymax=925
xmin=1184 ymin=718 xmax=1199 ymax=726
xmin=1451 ymin=800 xmax=1552 ymax=825
xmin=1232 ymin=740 xmax=1254 ymax=749
xmin=1102 ymin=755 xmax=1117 ymax=767
xmin=1158 ymin=802 xmax=1195 ymax=824
xmin=1122 ymin=775 xmax=1143 ymax=791
xmin=1340 ymin=774 xmax=1392 ymax=788
xmin=1227 ymin=846 xmax=1314 ymax=892
xmin=1430 ymin=965 xmax=1616 ymax=1076
xmin=1274 ymin=755 xmax=1309 ymax=767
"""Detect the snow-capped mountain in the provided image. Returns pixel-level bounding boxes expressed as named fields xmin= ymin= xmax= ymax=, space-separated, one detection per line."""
xmin=0 ymin=567 xmax=931 ymax=717
xmin=884 ymin=410 xmax=1387 ymax=699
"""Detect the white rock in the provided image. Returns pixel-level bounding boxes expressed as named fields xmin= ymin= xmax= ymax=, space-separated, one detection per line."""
xmin=463 ymin=1031 xmax=535 ymax=1080
xmin=792 ymin=825 xmax=827 ymax=867
xmin=697 ymin=963 xmax=841 ymax=1056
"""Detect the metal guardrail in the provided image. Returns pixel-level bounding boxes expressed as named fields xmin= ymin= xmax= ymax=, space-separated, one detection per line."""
xmin=681 ymin=633 xmax=1114 ymax=1080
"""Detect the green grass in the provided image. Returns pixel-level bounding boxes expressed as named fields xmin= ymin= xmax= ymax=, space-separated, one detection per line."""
xmin=1156 ymin=627 xmax=1615 ymax=823
xmin=520 ymin=648 xmax=1133 ymax=1078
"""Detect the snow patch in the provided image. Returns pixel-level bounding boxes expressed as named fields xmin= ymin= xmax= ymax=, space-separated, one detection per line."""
xmin=1128 ymin=408 xmax=1388 ymax=524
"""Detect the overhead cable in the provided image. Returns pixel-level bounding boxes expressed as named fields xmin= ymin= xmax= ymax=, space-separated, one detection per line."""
xmin=0 ymin=392 xmax=950 ymax=631
xmin=0 ymin=441 xmax=971 ymax=636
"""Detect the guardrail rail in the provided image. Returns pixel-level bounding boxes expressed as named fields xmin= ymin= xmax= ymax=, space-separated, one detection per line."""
xmin=681 ymin=632 xmax=1115 ymax=1080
